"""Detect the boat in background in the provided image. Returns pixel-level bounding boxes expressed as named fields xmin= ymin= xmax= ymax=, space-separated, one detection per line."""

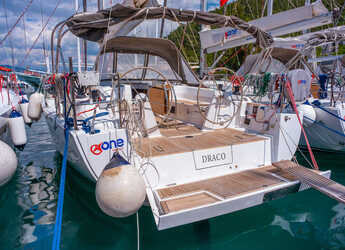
xmin=200 ymin=5 xmax=345 ymax=153
xmin=287 ymin=28 xmax=345 ymax=153
xmin=16 ymin=70 xmax=42 ymax=87
xmin=0 ymin=77 xmax=21 ymax=187
xmin=0 ymin=65 xmax=42 ymax=87
xmin=0 ymin=84 xmax=20 ymax=138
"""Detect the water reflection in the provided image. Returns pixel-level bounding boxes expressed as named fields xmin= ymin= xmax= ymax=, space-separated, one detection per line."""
xmin=193 ymin=220 xmax=211 ymax=250
xmin=16 ymin=161 xmax=57 ymax=247
xmin=1 ymin=116 xmax=345 ymax=250
xmin=269 ymin=202 xmax=345 ymax=249
xmin=10 ymin=117 xmax=59 ymax=249
xmin=328 ymin=204 xmax=345 ymax=248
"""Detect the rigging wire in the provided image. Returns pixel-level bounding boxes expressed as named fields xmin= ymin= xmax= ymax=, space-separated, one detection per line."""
xmin=0 ymin=0 xmax=33 ymax=46
xmin=100 ymin=5 xmax=114 ymax=75
xmin=335 ymin=0 xmax=345 ymax=26
xmin=244 ymin=0 xmax=255 ymax=19
xmin=39 ymin=0 xmax=48 ymax=65
xmin=261 ymin=0 xmax=268 ymax=17
xmin=22 ymin=16 xmax=27 ymax=55
xmin=3 ymin=0 xmax=15 ymax=70
xmin=19 ymin=0 xmax=63 ymax=67
xmin=287 ymin=0 xmax=296 ymax=9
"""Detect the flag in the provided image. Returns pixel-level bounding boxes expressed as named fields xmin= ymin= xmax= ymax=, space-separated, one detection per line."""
xmin=220 ymin=0 xmax=229 ymax=6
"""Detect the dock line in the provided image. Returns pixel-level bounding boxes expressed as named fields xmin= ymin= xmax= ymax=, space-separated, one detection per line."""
xmin=52 ymin=75 xmax=71 ymax=250
xmin=52 ymin=126 xmax=69 ymax=250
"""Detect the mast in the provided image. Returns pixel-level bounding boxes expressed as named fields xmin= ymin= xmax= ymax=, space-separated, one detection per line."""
xmin=83 ymin=0 xmax=87 ymax=71
xmin=267 ymin=0 xmax=273 ymax=16
xmin=200 ymin=0 xmax=207 ymax=78
xmin=159 ymin=0 xmax=168 ymax=38
xmin=303 ymin=0 xmax=310 ymax=34
xmin=76 ymin=0 xmax=81 ymax=72
xmin=40 ymin=0 xmax=50 ymax=73
xmin=3 ymin=0 xmax=15 ymax=72
xmin=97 ymin=0 xmax=103 ymax=11
xmin=303 ymin=0 xmax=317 ymax=71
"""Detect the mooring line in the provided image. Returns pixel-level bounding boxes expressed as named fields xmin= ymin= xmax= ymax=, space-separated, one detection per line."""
xmin=52 ymin=75 xmax=70 ymax=250
xmin=52 ymin=126 xmax=69 ymax=250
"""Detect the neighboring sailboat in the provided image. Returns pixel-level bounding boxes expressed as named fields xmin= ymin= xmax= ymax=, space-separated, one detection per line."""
xmin=296 ymin=28 xmax=345 ymax=152
xmin=198 ymin=1 xmax=345 ymax=153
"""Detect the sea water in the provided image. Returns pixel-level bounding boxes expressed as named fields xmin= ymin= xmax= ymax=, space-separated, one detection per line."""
xmin=1 ymin=117 xmax=345 ymax=250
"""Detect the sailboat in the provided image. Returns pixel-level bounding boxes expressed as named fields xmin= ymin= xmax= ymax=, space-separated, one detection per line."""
xmin=295 ymin=27 xmax=345 ymax=152
xmin=199 ymin=1 xmax=345 ymax=153
xmin=40 ymin=0 xmax=345 ymax=230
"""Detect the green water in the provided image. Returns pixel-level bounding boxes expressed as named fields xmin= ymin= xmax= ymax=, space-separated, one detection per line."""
xmin=1 ymin=117 xmax=345 ymax=250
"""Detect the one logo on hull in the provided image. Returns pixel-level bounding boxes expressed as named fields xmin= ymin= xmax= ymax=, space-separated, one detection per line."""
xmin=90 ymin=139 xmax=124 ymax=155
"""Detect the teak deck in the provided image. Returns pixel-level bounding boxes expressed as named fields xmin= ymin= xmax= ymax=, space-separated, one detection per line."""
xmin=157 ymin=165 xmax=299 ymax=214
xmin=134 ymin=127 xmax=265 ymax=157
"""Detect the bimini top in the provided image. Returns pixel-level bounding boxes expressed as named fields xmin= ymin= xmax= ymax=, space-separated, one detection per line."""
xmin=65 ymin=3 xmax=273 ymax=48
xmin=237 ymin=48 xmax=303 ymax=75
xmin=96 ymin=36 xmax=199 ymax=85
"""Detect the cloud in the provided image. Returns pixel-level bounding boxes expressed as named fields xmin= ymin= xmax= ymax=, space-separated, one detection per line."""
xmin=0 ymin=0 xmax=221 ymax=71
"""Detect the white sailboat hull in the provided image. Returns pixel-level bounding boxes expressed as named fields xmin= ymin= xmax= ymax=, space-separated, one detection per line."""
xmin=44 ymin=109 xmax=130 ymax=182
xmin=0 ymin=89 xmax=20 ymax=141
xmin=299 ymin=101 xmax=345 ymax=152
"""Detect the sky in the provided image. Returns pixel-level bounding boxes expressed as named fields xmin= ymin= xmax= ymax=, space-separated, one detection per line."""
xmin=0 ymin=0 xmax=221 ymax=71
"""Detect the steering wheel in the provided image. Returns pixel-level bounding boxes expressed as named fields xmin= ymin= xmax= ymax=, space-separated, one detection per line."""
xmin=115 ymin=66 xmax=176 ymax=126
xmin=197 ymin=67 xmax=243 ymax=126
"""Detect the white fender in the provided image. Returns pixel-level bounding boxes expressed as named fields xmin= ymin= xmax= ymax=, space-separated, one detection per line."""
xmin=28 ymin=92 xmax=43 ymax=121
xmin=8 ymin=109 xmax=27 ymax=150
xmin=19 ymin=97 xmax=32 ymax=125
xmin=96 ymin=154 xmax=146 ymax=218
xmin=0 ymin=140 xmax=17 ymax=186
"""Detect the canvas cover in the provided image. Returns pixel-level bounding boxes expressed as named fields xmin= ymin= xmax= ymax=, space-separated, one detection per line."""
xmin=199 ymin=0 xmax=331 ymax=53
xmin=102 ymin=0 xmax=160 ymax=42
xmin=305 ymin=29 xmax=345 ymax=48
xmin=65 ymin=3 xmax=273 ymax=48
xmin=96 ymin=36 xmax=199 ymax=84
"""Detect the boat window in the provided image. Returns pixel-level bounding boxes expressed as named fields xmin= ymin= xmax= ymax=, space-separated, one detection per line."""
xmin=98 ymin=52 xmax=114 ymax=77
xmin=98 ymin=49 xmax=199 ymax=85
xmin=146 ymin=55 xmax=180 ymax=81
xmin=99 ymin=52 xmax=183 ymax=81
xmin=117 ymin=53 xmax=145 ymax=78
xmin=181 ymin=59 xmax=199 ymax=85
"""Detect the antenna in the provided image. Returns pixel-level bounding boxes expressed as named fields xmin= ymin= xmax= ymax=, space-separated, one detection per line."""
xmin=75 ymin=0 xmax=81 ymax=72
xmin=200 ymin=0 xmax=207 ymax=78
xmin=83 ymin=0 xmax=87 ymax=71
xmin=159 ymin=0 xmax=167 ymax=38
